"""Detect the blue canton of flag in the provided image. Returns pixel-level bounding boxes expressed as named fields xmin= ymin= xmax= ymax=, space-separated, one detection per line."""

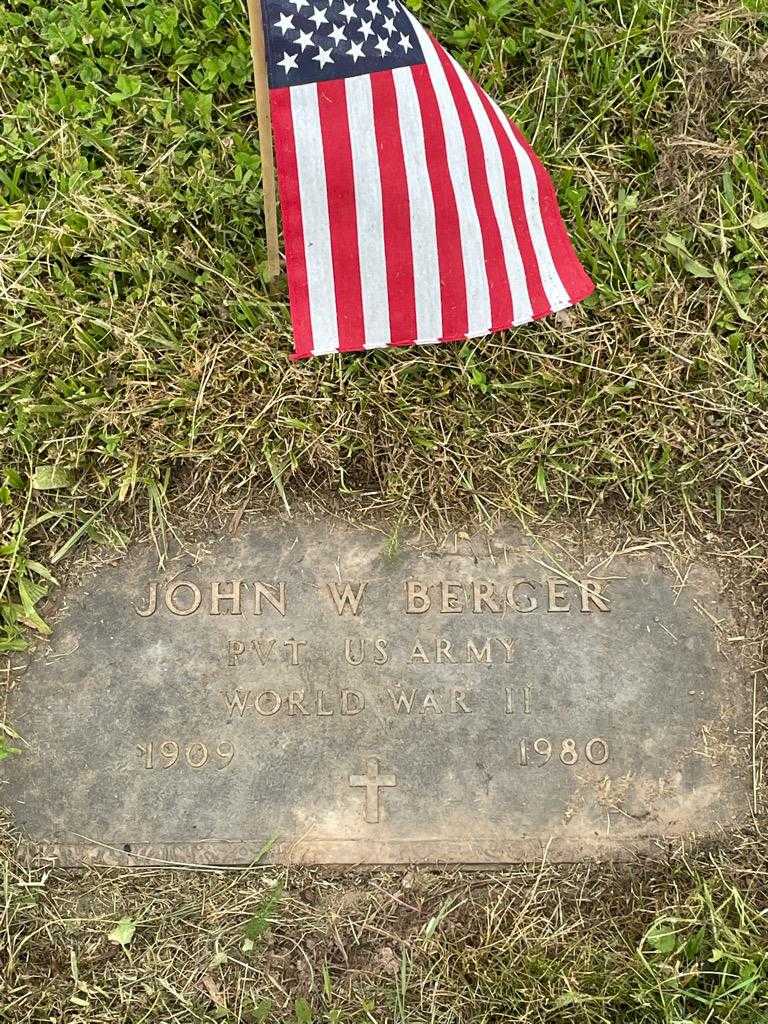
xmin=263 ymin=0 xmax=424 ymax=87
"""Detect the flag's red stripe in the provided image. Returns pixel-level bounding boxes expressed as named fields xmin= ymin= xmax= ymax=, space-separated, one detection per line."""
xmin=432 ymin=41 xmax=513 ymax=329
xmin=316 ymin=79 xmax=365 ymax=352
xmin=410 ymin=64 xmax=468 ymax=340
xmin=472 ymin=83 xmax=550 ymax=320
xmin=269 ymin=87 xmax=313 ymax=358
xmin=370 ymin=70 xmax=417 ymax=346
xmin=505 ymin=118 xmax=593 ymax=304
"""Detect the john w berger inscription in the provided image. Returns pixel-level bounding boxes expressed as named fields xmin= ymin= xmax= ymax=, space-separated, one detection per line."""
xmin=2 ymin=522 xmax=749 ymax=865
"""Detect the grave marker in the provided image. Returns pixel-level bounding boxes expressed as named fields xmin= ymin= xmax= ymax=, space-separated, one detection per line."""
xmin=2 ymin=523 xmax=750 ymax=865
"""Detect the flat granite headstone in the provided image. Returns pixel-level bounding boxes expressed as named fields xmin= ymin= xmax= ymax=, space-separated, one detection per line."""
xmin=2 ymin=522 xmax=750 ymax=865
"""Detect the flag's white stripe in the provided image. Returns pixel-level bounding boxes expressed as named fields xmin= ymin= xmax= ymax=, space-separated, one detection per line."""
xmin=290 ymin=83 xmax=338 ymax=354
xmin=392 ymin=66 xmax=442 ymax=343
xmin=403 ymin=10 xmax=491 ymax=335
xmin=483 ymin=94 xmax=570 ymax=310
xmin=344 ymin=75 xmax=390 ymax=349
xmin=446 ymin=54 xmax=533 ymax=324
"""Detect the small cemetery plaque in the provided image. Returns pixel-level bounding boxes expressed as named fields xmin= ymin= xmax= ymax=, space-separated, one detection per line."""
xmin=2 ymin=522 xmax=750 ymax=865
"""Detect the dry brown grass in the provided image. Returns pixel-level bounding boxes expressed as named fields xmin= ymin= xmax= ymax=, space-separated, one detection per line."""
xmin=3 ymin=820 xmax=768 ymax=1022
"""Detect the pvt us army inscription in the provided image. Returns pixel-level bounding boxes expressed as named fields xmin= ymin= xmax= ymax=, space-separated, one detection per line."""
xmin=2 ymin=523 xmax=749 ymax=865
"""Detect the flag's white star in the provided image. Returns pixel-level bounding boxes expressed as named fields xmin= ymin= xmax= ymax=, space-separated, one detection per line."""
xmin=340 ymin=0 xmax=356 ymax=21
xmin=274 ymin=11 xmax=295 ymax=34
xmin=366 ymin=0 xmax=380 ymax=18
xmin=329 ymin=22 xmax=346 ymax=44
xmin=309 ymin=5 xmax=328 ymax=28
xmin=276 ymin=50 xmax=299 ymax=74
xmin=312 ymin=45 xmax=334 ymax=67
xmin=398 ymin=31 xmax=412 ymax=52
xmin=387 ymin=0 xmax=399 ymax=10
xmin=382 ymin=14 xmax=395 ymax=33
xmin=358 ymin=17 xmax=374 ymax=38
xmin=295 ymin=28 xmax=315 ymax=50
xmin=347 ymin=39 xmax=365 ymax=61
xmin=290 ymin=0 xmax=309 ymax=9
xmin=374 ymin=34 xmax=390 ymax=56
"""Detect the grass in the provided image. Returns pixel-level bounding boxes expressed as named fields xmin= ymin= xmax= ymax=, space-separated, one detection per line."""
xmin=3 ymin=820 xmax=768 ymax=1022
xmin=0 ymin=0 xmax=766 ymax=651
xmin=1 ymin=0 xmax=768 ymax=1019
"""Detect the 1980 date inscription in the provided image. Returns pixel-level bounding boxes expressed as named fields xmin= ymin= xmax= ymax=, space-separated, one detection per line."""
xmin=515 ymin=737 xmax=610 ymax=766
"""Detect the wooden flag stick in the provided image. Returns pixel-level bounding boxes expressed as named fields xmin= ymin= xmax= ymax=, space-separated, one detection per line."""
xmin=246 ymin=0 xmax=280 ymax=280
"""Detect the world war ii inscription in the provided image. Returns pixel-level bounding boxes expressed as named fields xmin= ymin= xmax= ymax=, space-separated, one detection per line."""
xmin=2 ymin=522 xmax=749 ymax=864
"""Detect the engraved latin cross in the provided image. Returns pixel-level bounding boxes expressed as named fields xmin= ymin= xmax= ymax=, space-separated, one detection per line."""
xmin=349 ymin=758 xmax=397 ymax=823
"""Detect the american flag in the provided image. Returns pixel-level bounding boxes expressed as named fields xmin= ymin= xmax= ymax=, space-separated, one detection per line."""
xmin=263 ymin=0 xmax=594 ymax=358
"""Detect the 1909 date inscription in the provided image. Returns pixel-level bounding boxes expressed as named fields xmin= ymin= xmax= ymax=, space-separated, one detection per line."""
xmin=2 ymin=522 xmax=748 ymax=865
xmin=137 ymin=741 xmax=236 ymax=770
